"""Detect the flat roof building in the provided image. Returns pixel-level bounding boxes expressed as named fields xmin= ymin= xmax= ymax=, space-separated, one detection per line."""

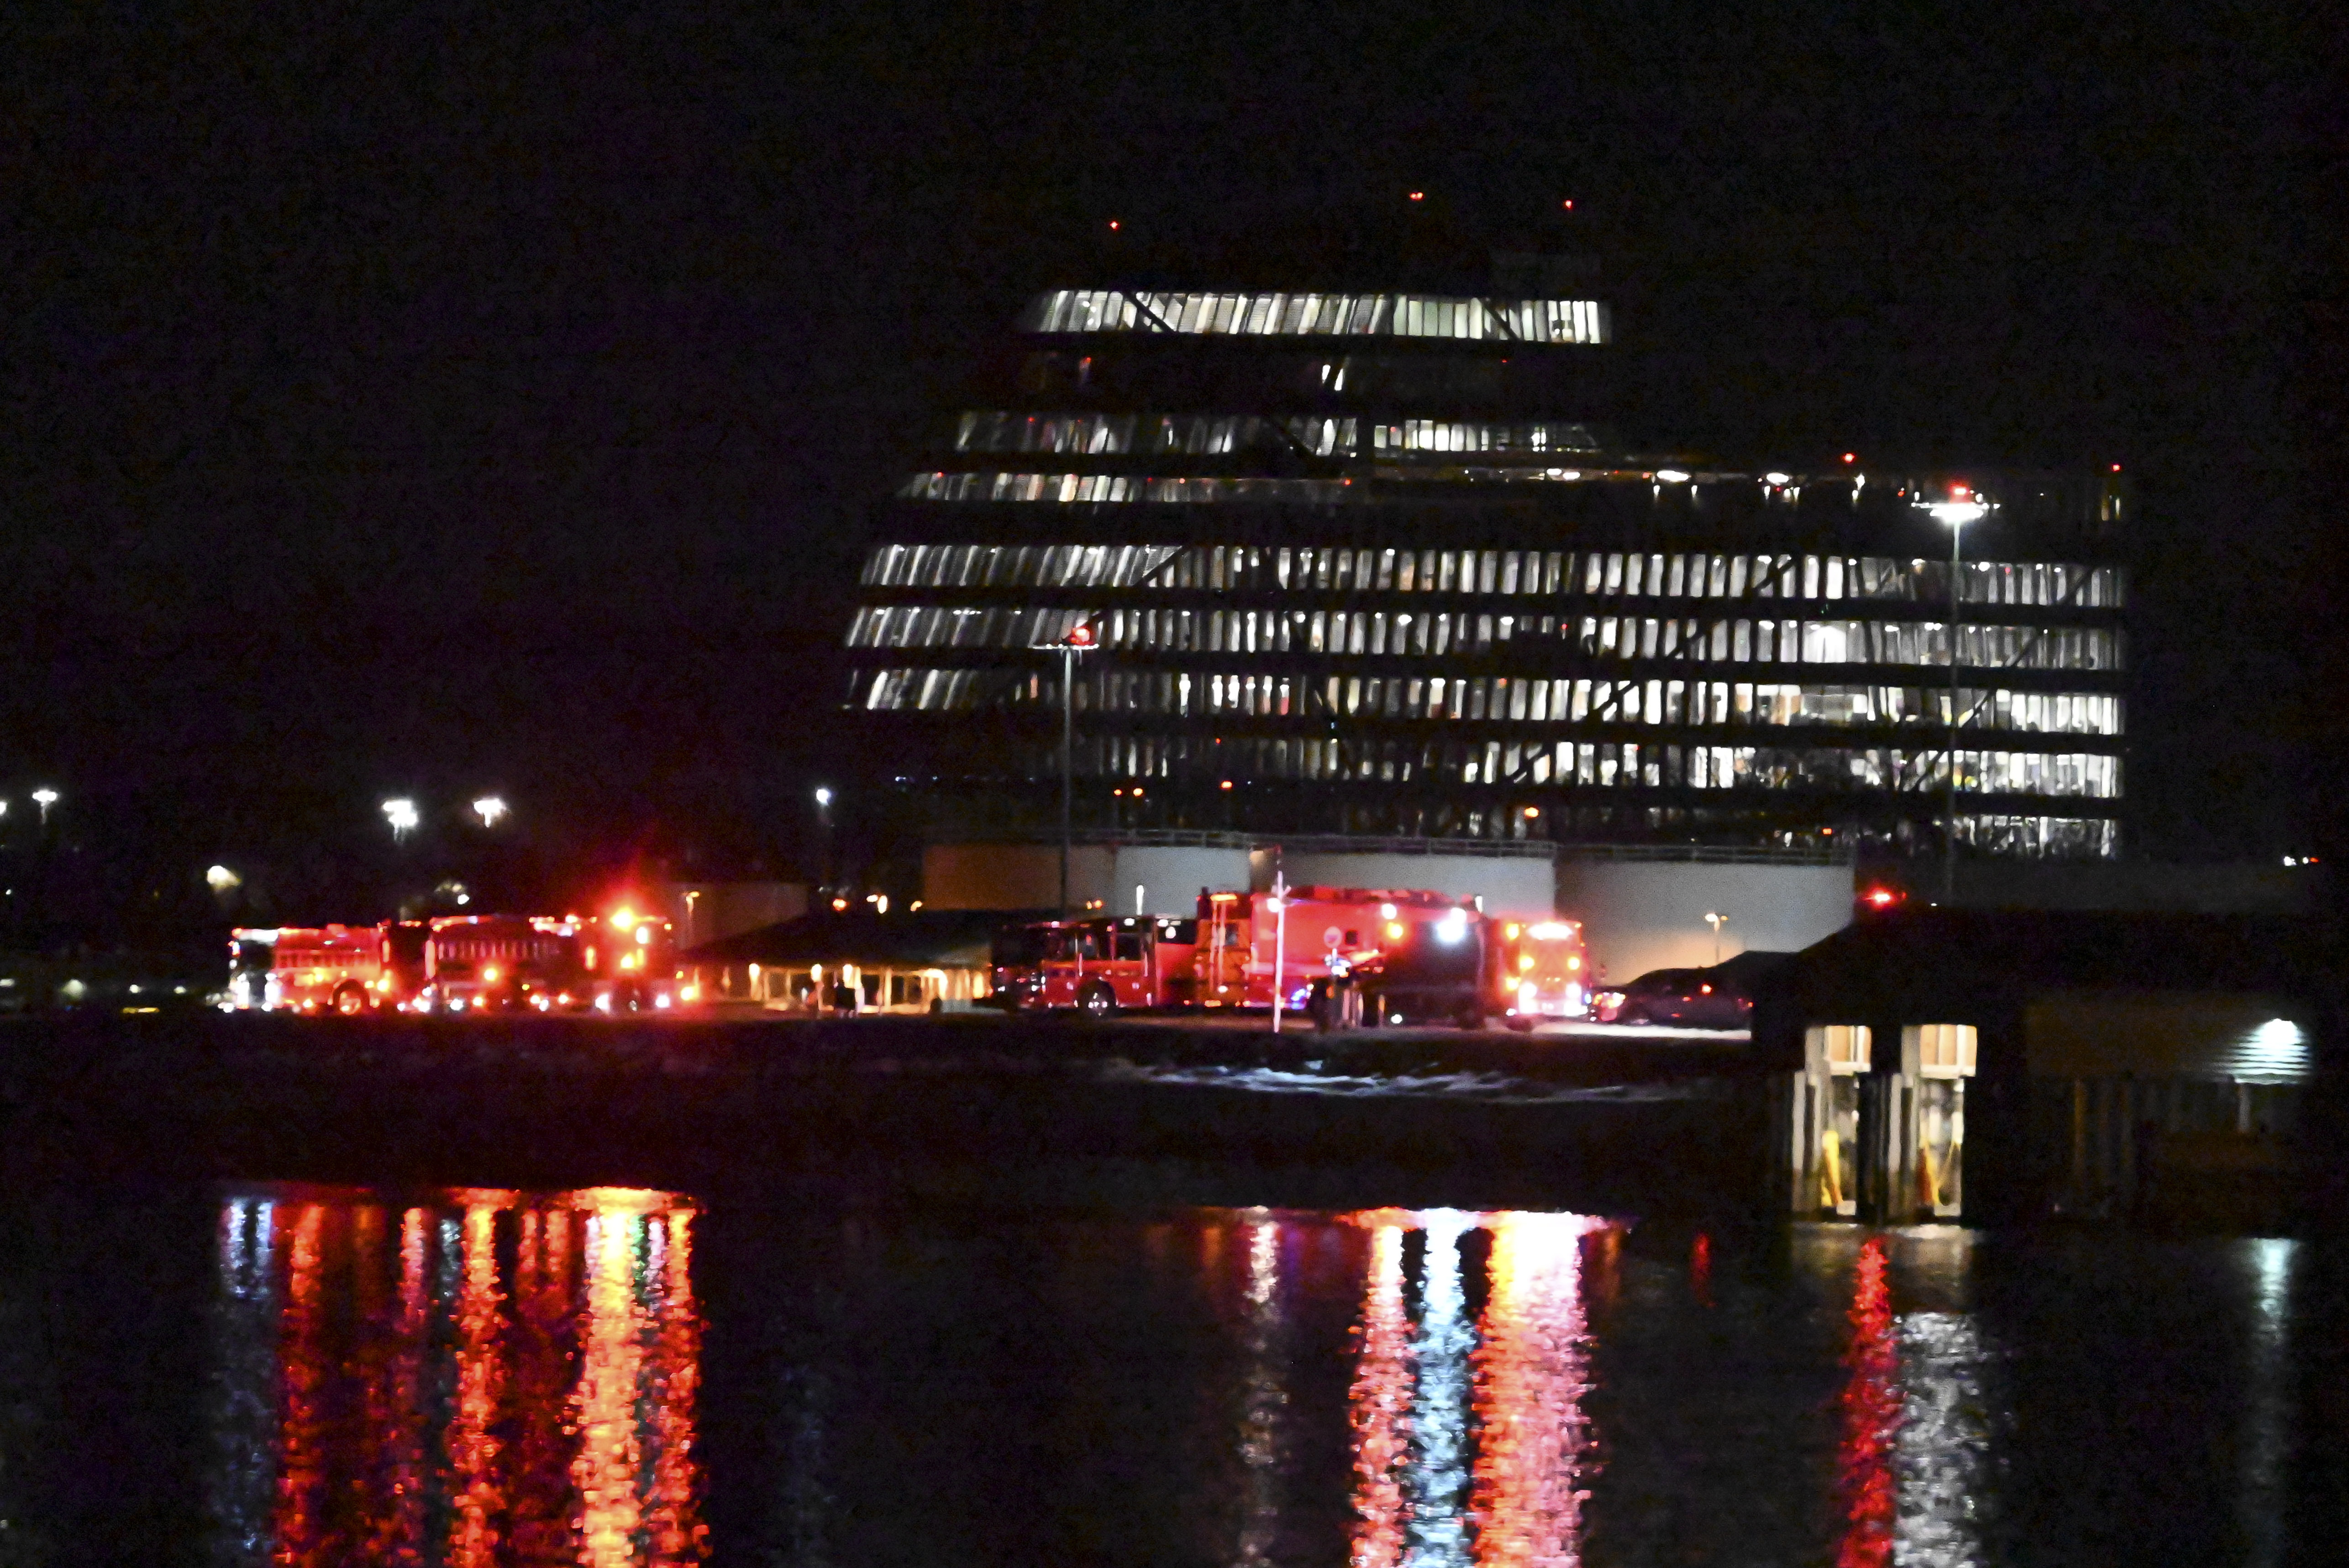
xmin=845 ymin=257 xmax=2128 ymax=862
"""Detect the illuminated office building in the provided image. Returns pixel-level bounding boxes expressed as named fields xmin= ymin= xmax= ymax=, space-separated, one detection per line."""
xmin=844 ymin=273 xmax=2128 ymax=858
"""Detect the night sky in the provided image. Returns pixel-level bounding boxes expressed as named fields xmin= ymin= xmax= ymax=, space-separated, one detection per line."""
xmin=5 ymin=2 xmax=2337 ymax=935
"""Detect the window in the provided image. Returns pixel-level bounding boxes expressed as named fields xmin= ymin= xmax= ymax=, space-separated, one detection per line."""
xmin=1814 ymin=1024 xmax=1872 ymax=1074
xmin=1018 ymin=289 xmax=1611 ymax=344
xmin=1909 ymin=1024 xmax=1978 ymax=1077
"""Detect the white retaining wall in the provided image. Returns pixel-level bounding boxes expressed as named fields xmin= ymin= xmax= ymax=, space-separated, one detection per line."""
xmin=1556 ymin=859 xmax=1855 ymax=985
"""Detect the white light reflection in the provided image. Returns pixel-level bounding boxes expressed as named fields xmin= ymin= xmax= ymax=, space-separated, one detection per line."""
xmin=1406 ymin=1210 xmax=1477 ymax=1568
xmin=1348 ymin=1209 xmax=1604 ymax=1568
xmin=1235 ymin=1218 xmax=1288 ymax=1568
xmin=210 ymin=1198 xmax=279 ymax=1564
xmin=1893 ymin=1312 xmax=1992 ymax=1567
xmin=2240 ymin=1237 xmax=2296 ymax=1568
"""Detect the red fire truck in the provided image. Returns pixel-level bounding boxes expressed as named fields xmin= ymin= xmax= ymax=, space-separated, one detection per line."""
xmin=406 ymin=908 xmax=686 ymax=1014
xmin=1197 ymin=886 xmax=1492 ymax=1028
xmin=1491 ymin=919 xmax=1594 ymax=1028
xmin=991 ymin=915 xmax=1199 ymax=1016
xmin=576 ymin=907 xmax=686 ymax=1012
xmin=410 ymin=915 xmax=587 ymax=1013
xmin=225 ymin=925 xmax=383 ymax=1014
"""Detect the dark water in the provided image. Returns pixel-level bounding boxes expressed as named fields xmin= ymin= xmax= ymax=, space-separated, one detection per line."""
xmin=0 ymin=1184 xmax=2341 ymax=1566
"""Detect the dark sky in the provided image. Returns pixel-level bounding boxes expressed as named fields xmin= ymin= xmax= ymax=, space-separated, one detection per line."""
xmin=4 ymin=0 xmax=2336 ymax=915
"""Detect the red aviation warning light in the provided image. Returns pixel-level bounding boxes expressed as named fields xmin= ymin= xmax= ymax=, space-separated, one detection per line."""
xmin=1860 ymin=886 xmax=1904 ymax=911
xmin=1841 ymin=451 xmax=1858 ymax=465
xmin=1065 ymin=623 xmax=1096 ymax=649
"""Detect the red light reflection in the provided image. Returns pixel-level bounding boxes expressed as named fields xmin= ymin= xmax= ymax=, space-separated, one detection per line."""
xmin=273 ymin=1205 xmax=330 ymax=1566
xmin=1837 ymin=1237 xmax=1900 ymax=1568
xmin=221 ymin=1187 xmax=704 ymax=1566
xmin=1348 ymin=1224 xmax=1410 ymax=1568
xmin=1471 ymin=1213 xmax=1598 ymax=1567
xmin=1343 ymin=1211 xmax=1604 ymax=1568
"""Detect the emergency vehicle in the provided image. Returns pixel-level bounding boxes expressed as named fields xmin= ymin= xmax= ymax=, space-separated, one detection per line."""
xmin=224 ymin=925 xmax=384 ymax=1014
xmin=1491 ymin=919 xmax=1594 ymax=1028
xmin=1199 ymin=887 xmax=1491 ymax=1028
xmin=991 ymin=915 xmax=1199 ymax=1015
xmin=577 ymin=907 xmax=686 ymax=1012
xmin=411 ymin=915 xmax=586 ymax=1013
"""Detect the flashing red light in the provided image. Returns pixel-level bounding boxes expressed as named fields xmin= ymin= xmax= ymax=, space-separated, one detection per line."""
xmin=1841 ymin=451 xmax=1858 ymax=465
xmin=1864 ymin=887 xmax=1898 ymax=908
xmin=1561 ymin=199 xmax=1574 ymax=210
xmin=1950 ymin=483 xmax=1971 ymax=498
xmin=1107 ymin=220 xmax=1120 ymax=230
xmin=1219 ymin=780 xmax=1234 ymax=791
xmin=1408 ymin=191 xmax=1424 ymax=201
xmin=2110 ymin=463 xmax=2122 ymax=473
xmin=830 ymin=897 xmax=848 ymax=912
xmin=1066 ymin=624 xmax=1095 ymax=647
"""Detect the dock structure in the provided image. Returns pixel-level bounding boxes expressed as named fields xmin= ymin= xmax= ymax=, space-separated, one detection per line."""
xmin=1756 ymin=909 xmax=2333 ymax=1228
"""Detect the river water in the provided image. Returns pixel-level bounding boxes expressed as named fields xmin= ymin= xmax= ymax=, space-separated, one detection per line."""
xmin=0 ymin=1184 xmax=2339 ymax=1565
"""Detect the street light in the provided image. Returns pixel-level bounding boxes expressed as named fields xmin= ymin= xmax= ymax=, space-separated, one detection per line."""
xmin=1040 ymin=621 xmax=1098 ymax=916
xmin=1704 ymin=911 xmax=1729 ymax=965
xmin=472 ymin=795 xmax=508 ymax=828
xmin=1924 ymin=486 xmax=1987 ymax=904
xmin=813 ymin=787 xmax=836 ymax=896
xmin=382 ymin=797 xmax=419 ymax=839
xmin=30 ymin=789 xmax=57 ymax=827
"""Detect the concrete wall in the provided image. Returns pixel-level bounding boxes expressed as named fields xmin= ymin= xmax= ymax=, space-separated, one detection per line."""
xmin=1266 ymin=851 xmax=1558 ymax=921
xmin=1556 ymin=859 xmax=1855 ymax=985
xmin=661 ymin=881 xmax=806 ymax=946
xmin=922 ymin=843 xmax=1251 ymax=914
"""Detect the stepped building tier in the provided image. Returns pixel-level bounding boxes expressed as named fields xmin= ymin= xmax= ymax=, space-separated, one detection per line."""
xmin=843 ymin=275 xmax=2127 ymax=860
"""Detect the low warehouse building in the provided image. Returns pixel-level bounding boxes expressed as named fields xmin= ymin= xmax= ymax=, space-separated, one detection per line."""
xmin=682 ymin=908 xmax=1014 ymax=1014
xmin=1756 ymin=909 xmax=2333 ymax=1227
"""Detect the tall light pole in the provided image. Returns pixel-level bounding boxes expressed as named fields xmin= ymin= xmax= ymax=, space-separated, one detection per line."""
xmin=1704 ymin=911 xmax=1729 ymax=965
xmin=30 ymin=789 xmax=57 ymax=828
xmin=1927 ymin=488 xmax=1987 ymax=904
xmin=813 ymin=787 xmax=835 ymax=897
xmin=1047 ymin=623 xmax=1097 ymax=916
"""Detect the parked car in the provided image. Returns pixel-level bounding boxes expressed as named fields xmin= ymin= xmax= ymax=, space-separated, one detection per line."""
xmin=1606 ymin=951 xmax=1790 ymax=1029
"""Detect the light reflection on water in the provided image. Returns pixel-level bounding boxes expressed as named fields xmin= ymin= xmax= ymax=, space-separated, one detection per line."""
xmin=178 ymin=1196 xmax=2333 ymax=1565
xmin=207 ymin=1187 xmax=703 ymax=1567
xmin=1341 ymin=1209 xmax=1605 ymax=1568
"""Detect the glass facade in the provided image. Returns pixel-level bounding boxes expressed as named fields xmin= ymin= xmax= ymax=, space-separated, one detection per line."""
xmin=1019 ymin=288 xmax=1610 ymax=344
xmin=846 ymin=281 xmax=2129 ymax=857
